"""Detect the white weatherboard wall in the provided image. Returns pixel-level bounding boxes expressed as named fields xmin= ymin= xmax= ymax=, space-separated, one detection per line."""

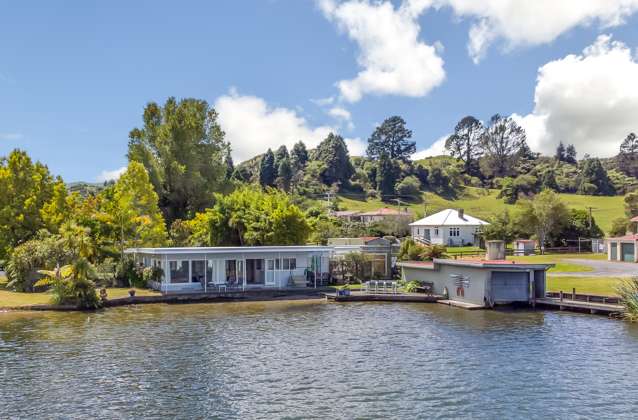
xmin=130 ymin=248 xmax=331 ymax=293
xmin=402 ymin=264 xmax=489 ymax=306
xmin=410 ymin=209 xmax=488 ymax=246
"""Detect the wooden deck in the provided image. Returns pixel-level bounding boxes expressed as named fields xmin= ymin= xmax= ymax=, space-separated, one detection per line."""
xmin=324 ymin=291 xmax=442 ymax=303
xmin=437 ymin=299 xmax=485 ymax=310
xmin=536 ymin=297 xmax=624 ymax=315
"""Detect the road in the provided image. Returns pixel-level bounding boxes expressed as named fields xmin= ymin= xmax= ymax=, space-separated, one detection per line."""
xmin=553 ymin=258 xmax=638 ymax=277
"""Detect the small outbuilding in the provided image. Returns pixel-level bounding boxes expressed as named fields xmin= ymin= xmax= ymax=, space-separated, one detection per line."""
xmin=514 ymin=239 xmax=536 ymax=255
xmin=606 ymin=234 xmax=638 ymax=262
xmin=398 ymin=258 xmax=553 ymax=307
xmin=410 ymin=208 xmax=489 ymax=246
xmin=328 ymin=237 xmax=396 ymax=279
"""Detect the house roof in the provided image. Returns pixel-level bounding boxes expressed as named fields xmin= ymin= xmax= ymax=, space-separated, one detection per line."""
xmin=332 ymin=210 xmax=360 ymax=217
xmin=607 ymin=234 xmax=638 ymax=241
xmin=398 ymin=258 xmax=553 ymax=270
xmin=125 ymin=245 xmax=333 ymax=255
xmin=359 ymin=207 xmax=411 ymax=216
xmin=409 ymin=209 xmax=489 ymax=227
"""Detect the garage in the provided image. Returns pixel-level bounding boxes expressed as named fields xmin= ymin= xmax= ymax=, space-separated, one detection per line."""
xmin=621 ymin=243 xmax=635 ymax=262
xmin=490 ymin=271 xmax=530 ymax=302
xmin=610 ymin=245 xmax=618 ymax=261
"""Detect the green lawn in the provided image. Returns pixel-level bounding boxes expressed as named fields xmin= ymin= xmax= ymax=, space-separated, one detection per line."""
xmin=506 ymin=253 xmax=607 ymax=273
xmin=337 ymin=188 xmax=623 ymax=234
xmin=0 ymin=287 xmax=160 ymax=308
xmin=547 ymin=276 xmax=623 ymax=296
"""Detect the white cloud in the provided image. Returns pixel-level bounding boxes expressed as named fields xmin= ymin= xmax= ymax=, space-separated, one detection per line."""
xmin=328 ymin=106 xmax=355 ymax=130
xmin=516 ymin=35 xmax=638 ymax=158
xmin=319 ymin=0 xmax=445 ymax=102
xmin=311 ymin=96 xmax=335 ymax=106
xmin=96 ymin=166 xmax=126 ymax=182
xmin=344 ymin=137 xmax=367 ymax=156
xmin=0 ymin=132 xmax=23 ymax=141
xmin=412 ymin=134 xmax=448 ymax=160
xmin=434 ymin=0 xmax=638 ymax=62
xmin=215 ymin=90 xmax=340 ymax=162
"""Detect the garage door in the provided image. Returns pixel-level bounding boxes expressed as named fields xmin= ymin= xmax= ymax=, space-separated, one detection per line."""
xmin=491 ymin=271 xmax=529 ymax=302
xmin=621 ymin=243 xmax=635 ymax=262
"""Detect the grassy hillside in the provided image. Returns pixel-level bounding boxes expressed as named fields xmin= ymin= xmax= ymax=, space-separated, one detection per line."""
xmin=336 ymin=187 xmax=624 ymax=234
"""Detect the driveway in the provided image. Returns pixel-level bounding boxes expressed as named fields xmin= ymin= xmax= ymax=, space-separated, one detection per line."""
xmin=552 ymin=258 xmax=638 ymax=277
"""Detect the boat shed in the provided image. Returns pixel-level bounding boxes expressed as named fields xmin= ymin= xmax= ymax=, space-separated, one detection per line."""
xmin=398 ymin=259 xmax=553 ymax=307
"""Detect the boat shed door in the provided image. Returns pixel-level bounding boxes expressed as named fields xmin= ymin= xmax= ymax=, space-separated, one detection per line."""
xmin=490 ymin=271 xmax=530 ymax=302
xmin=621 ymin=243 xmax=635 ymax=262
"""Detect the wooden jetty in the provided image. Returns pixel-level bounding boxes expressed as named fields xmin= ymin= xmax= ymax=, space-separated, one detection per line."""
xmin=536 ymin=297 xmax=624 ymax=315
xmin=324 ymin=291 xmax=442 ymax=303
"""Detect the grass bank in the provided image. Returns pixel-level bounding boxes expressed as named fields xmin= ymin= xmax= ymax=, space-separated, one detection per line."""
xmin=507 ymin=253 xmax=606 ymax=273
xmin=337 ymin=188 xmax=623 ymax=234
xmin=547 ymin=276 xmax=622 ymax=296
xmin=0 ymin=288 xmax=160 ymax=309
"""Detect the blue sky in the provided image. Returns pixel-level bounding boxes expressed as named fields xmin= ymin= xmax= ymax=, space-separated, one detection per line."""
xmin=1 ymin=0 xmax=638 ymax=182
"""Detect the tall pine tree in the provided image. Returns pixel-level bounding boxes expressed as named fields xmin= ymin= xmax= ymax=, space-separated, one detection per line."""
xmin=259 ymin=149 xmax=276 ymax=187
xmin=367 ymin=116 xmax=415 ymax=161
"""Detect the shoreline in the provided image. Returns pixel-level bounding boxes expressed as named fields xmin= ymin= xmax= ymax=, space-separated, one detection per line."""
xmin=0 ymin=287 xmax=337 ymax=312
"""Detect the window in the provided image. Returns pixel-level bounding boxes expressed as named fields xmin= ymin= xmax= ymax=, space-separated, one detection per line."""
xmin=417 ymin=228 xmax=420 ymax=236
xmin=449 ymin=227 xmax=460 ymax=237
xmin=434 ymin=227 xmax=439 ymax=236
xmin=169 ymin=260 xmax=188 ymax=283
xmin=275 ymin=258 xmax=281 ymax=270
xmin=282 ymin=257 xmax=297 ymax=270
xmin=191 ymin=260 xmax=205 ymax=283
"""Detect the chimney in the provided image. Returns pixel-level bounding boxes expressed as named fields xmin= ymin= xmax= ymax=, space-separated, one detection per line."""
xmin=458 ymin=208 xmax=465 ymax=220
xmin=486 ymin=240 xmax=506 ymax=260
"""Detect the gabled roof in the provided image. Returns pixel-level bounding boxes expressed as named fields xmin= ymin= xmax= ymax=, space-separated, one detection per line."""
xmin=409 ymin=209 xmax=488 ymax=227
xmin=359 ymin=207 xmax=411 ymax=216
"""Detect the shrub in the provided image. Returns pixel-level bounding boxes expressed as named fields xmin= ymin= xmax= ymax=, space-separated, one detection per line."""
xmin=395 ymin=175 xmax=421 ymax=197
xmin=143 ymin=266 xmax=163 ymax=285
xmin=419 ymin=244 xmax=447 ymax=261
xmin=616 ymin=277 xmax=638 ymax=322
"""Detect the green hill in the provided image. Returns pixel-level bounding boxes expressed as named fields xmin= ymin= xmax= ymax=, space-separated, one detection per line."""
xmin=336 ymin=187 xmax=623 ymax=234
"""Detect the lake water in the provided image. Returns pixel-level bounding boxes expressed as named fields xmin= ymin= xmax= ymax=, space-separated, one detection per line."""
xmin=1 ymin=301 xmax=638 ymax=419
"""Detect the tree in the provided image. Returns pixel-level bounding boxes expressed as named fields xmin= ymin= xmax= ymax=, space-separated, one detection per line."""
xmin=395 ymin=175 xmax=421 ymax=197
xmin=539 ymin=170 xmax=559 ymax=191
xmin=610 ymin=217 xmax=630 ymax=237
xmin=515 ymin=190 xmax=569 ymax=253
xmin=259 ymin=149 xmax=276 ymax=187
xmin=480 ymin=114 xmax=527 ymax=178
xmin=376 ymin=153 xmax=399 ymax=197
xmin=552 ymin=209 xmax=603 ymax=247
xmin=0 ymin=149 xmax=55 ymax=260
xmin=618 ymin=133 xmax=638 ymax=177
xmin=314 ymin=133 xmax=354 ymax=186
xmin=445 ymin=116 xmax=484 ymax=174
xmin=276 ymin=157 xmax=293 ymax=191
xmin=291 ymin=141 xmax=309 ymax=170
xmin=41 ymin=179 xmax=73 ymax=233
xmin=624 ymin=191 xmax=638 ymax=218
xmin=555 ymin=141 xmax=566 ymax=161
xmin=367 ymin=116 xmax=415 ymax=161
xmin=481 ymin=210 xmax=515 ymax=244
xmin=104 ymin=162 xmax=168 ymax=260
xmin=188 ymin=187 xmax=311 ymax=246
xmin=127 ymin=97 xmax=229 ymax=223
xmin=224 ymin=150 xmax=234 ymax=180
xmin=274 ymin=145 xmax=289 ymax=166
xmin=577 ymin=158 xmax=615 ymax=196
xmin=565 ymin=144 xmax=577 ymax=164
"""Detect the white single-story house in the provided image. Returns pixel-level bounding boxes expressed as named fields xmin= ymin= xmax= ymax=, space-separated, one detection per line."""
xmin=410 ymin=209 xmax=488 ymax=246
xmin=399 ymin=258 xmax=552 ymax=307
xmin=124 ymin=246 xmax=332 ymax=293
xmin=606 ymin=234 xmax=638 ymax=262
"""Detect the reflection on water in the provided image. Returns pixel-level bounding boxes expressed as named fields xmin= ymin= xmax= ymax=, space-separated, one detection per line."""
xmin=1 ymin=301 xmax=638 ymax=419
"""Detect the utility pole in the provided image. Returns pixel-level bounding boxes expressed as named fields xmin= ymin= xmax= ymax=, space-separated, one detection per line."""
xmin=391 ymin=198 xmax=407 ymax=212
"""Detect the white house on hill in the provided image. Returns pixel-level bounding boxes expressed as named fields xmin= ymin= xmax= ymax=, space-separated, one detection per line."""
xmin=410 ymin=209 xmax=489 ymax=246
